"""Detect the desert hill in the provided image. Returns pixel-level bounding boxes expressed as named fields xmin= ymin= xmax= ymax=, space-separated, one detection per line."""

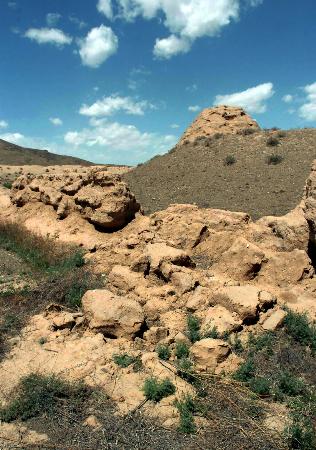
xmin=125 ymin=107 xmax=316 ymax=219
xmin=0 ymin=138 xmax=93 ymax=166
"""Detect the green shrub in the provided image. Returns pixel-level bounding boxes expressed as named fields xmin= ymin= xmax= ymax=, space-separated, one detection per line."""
xmin=203 ymin=326 xmax=219 ymax=339
xmin=233 ymin=358 xmax=256 ymax=382
xmin=156 ymin=344 xmax=171 ymax=361
xmin=224 ymin=155 xmax=237 ymax=166
xmin=175 ymin=341 xmax=190 ymax=359
xmin=3 ymin=181 xmax=12 ymax=189
xmin=277 ymin=372 xmax=306 ymax=397
xmin=249 ymin=377 xmax=271 ymax=396
xmin=0 ymin=373 xmax=88 ymax=422
xmin=289 ymin=421 xmax=316 ymax=450
xmin=229 ymin=335 xmax=244 ymax=355
xmin=284 ymin=310 xmax=316 ymax=352
xmin=113 ymin=353 xmax=136 ymax=368
xmin=187 ymin=315 xmax=201 ymax=343
xmin=175 ymin=395 xmax=196 ymax=434
xmin=267 ymin=154 xmax=283 ymax=165
xmin=176 ymin=358 xmax=195 ymax=383
xmin=143 ymin=377 xmax=176 ymax=402
xmin=248 ymin=332 xmax=276 ymax=354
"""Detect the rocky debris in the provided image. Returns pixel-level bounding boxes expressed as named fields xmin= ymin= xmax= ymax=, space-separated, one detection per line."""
xmin=179 ymin=106 xmax=259 ymax=145
xmin=82 ymin=289 xmax=144 ymax=339
xmin=10 ymin=168 xmax=140 ymax=231
xmin=261 ymin=309 xmax=286 ymax=331
xmin=200 ymin=305 xmax=242 ymax=335
xmin=214 ymin=286 xmax=275 ymax=322
xmin=190 ymin=338 xmax=231 ymax=372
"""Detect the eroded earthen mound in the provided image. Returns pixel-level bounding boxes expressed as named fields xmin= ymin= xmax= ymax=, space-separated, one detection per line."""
xmin=10 ymin=167 xmax=141 ymax=231
xmin=179 ymin=105 xmax=259 ymax=145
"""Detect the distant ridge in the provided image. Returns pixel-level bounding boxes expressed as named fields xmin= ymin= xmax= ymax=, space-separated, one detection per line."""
xmin=0 ymin=138 xmax=93 ymax=166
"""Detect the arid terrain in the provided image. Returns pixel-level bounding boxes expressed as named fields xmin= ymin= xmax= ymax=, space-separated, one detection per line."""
xmin=0 ymin=107 xmax=315 ymax=450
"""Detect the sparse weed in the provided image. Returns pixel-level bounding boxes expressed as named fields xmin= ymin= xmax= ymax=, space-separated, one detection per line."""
xmin=0 ymin=373 xmax=88 ymax=422
xmin=156 ymin=344 xmax=171 ymax=361
xmin=143 ymin=377 xmax=176 ymax=402
xmin=249 ymin=377 xmax=271 ymax=396
xmin=266 ymin=137 xmax=280 ymax=147
xmin=113 ymin=353 xmax=136 ymax=368
xmin=187 ymin=315 xmax=201 ymax=343
xmin=284 ymin=310 xmax=316 ymax=352
xmin=203 ymin=326 xmax=219 ymax=339
xmin=233 ymin=358 xmax=256 ymax=382
xmin=175 ymin=395 xmax=196 ymax=434
xmin=224 ymin=155 xmax=237 ymax=166
xmin=267 ymin=154 xmax=284 ymax=165
xmin=175 ymin=341 xmax=190 ymax=359
xmin=3 ymin=181 xmax=12 ymax=189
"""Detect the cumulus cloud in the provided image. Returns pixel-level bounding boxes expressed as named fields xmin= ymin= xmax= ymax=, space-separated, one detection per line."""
xmin=24 ymin=28 xmax=72 ymax=46
xmin=64 ymin=118 xmax=177 ymax=163
xmin=78 ymin=25 xmax=118 ymax=68
xmin=79 ymin=95 xmax=152 ymax=117
xmin=154 ymin=35 xmax=191 ymax=59
xmin=46 ymin=13 xmax=62 ymax=27
xmin=99 ymin=0 xmax=253 ymax=58
xmin=188 ymin=105 xmax=201 ymax=112
xmin=0 ymin=120 xmax=8 ymax=129
xmin=0 ymin=132 xmax=24 ymax=143
xmin=50 ymin=117 xmax=63 ymax=126
xmin=299 ymin=82 xmax=316 ymax=122
xmin=282 ymin=94 xmax=293 ymax=103
xmin=97 ymin=0 xmax=113 ymax=19
xmin=214 ymin=82 xmax=274 ymax=114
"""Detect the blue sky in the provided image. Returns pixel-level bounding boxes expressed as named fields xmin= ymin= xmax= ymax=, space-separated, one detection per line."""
xmin=0 ymin=0 xmax=316 ymax=165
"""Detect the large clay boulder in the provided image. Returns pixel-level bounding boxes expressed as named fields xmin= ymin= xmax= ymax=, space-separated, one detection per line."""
xmin=11 ymin=168 xmax=140 ymax=231
xmin=82 ymin=289 xmax=144 ymax=339
xmin=179 ymin=105 xmax=259 ymax=145
xmin=213 ymin=286 xmax=275 ymax=322
xmin=190 ymin=338 xmax=231 ymax=372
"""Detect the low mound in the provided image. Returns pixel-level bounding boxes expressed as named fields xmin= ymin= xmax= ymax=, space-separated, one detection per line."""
xmin=125 ymin=129 xmax=316 ymax=219
xmin=0 ymin=138 xmax=92 ymax=166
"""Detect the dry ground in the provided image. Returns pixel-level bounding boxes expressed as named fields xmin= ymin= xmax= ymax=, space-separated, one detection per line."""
xmin=125 ymin=129 xmax=316 ymax=219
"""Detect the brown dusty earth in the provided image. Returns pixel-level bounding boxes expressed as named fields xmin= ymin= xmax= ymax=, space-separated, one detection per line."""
xmin=125 ymin=129 xmax=316 ymax=219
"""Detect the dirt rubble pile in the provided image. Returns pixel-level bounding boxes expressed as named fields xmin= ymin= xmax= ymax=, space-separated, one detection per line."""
xmin=179 ymin=105 xmax=260 ymax=144
xmin=1 ymin=161 xmax=316 ymax=434
xmin=10 ymin=167 xmax=140 ymax=231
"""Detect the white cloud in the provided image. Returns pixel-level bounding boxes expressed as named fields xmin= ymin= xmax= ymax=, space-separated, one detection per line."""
xmin=64 ymin=118 xmax=177 ymax=162
xmin=0 ymin=120 xmax=8 ymax=129
xmin=24 ymin=28 xmax=72 ymax=46
xmin=246 ymin=0 xmax=263 ymax=6
xmin=49 ymin=117 xmax=63 ymax=126
xmin=299 ymin=82 xmax=316 ymax=122
xmin=78 ymin=25 xmax=118 ymax=68
xmin=103 ymin=0 xmax=250 ymax=58
xmin=97 ymin=0 xmax=113 ymax=19
xmin=186 ymin=83 xmax=198 ymax=92
xmin=154 ymin=35 xmax=191 ymax=59
xmin=188 ymin=105 xmax=201 ymax=112
xmin=79 ymin=95 xmax=152 ymax=117
xmin=46 ymin=13 xmax=62 ymax=27
xmin=214 ymin=82 xmax=274 ymax=114
xmin=282 ymin=94 xmax=293 ymax=104
xmin=170 ymin=123 xmax=180 ymax=129
xmin=69 ymin=16 xmax=87 ymax=29
xmin=0 ymin=132 xmax=24 ymax=143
